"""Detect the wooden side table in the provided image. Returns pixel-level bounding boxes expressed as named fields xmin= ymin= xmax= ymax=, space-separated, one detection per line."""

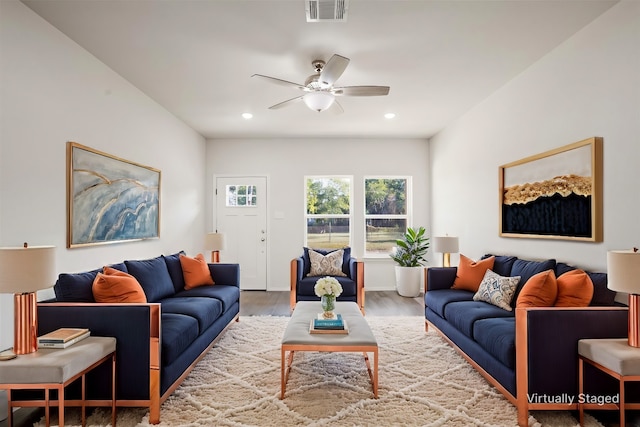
xmin=0 ymin=336 xmax=116 ymax=427
xmin=578 ymin=338 xmax=640 ymax=427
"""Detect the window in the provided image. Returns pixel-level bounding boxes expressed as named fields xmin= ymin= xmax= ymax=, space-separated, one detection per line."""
xmin=305 ymin=176 xmax=351 ymax=249
xmin=364 ymin=177 xmax=410 ymax=256
xmin=226 ymin=184 xmax=257 ymax=207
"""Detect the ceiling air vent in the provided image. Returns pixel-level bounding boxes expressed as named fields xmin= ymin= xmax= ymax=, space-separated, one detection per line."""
xmin=306 ymin=0 xmax=349 ymax=22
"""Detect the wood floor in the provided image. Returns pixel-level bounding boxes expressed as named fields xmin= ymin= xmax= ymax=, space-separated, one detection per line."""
xmin=239 ymin=290 xmax=424 ymax=317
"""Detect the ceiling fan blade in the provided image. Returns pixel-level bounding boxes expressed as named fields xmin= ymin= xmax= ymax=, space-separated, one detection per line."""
xmin=319 ymin=54 xmax=350 ymax=87
xmin=268 ymin=96 xmax=304 ymax=110
xmin=333 ymin=86 xmax=390 ymax=96
xmin=252 ymin=74 xmax=306 ymax=90
xmin=330 ymin=100 xmax=344 ymax=115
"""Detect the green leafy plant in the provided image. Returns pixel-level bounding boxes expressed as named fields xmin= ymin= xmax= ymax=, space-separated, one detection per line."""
xmin=390 ymin=226 xmax=429 ymax=267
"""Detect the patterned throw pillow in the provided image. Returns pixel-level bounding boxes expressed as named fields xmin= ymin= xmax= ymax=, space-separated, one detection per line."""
xmin=473 ymin=269 xmax=521 ymax=311
xmin=308 ymin=249 xmax=347 ymax=277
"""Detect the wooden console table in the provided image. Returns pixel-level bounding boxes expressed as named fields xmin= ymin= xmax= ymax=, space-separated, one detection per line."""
xmin=0 ymin=336 xmax=116 ymax=427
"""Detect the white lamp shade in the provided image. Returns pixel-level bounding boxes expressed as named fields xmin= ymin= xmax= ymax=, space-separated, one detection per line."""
xmin=205 ymin=233 xmax=226 ymax=251
xmin=303 ymin=92 xmax=335 ymax=112
xmin=0 ymin=245 xmax=56 ymax=293
xmin=433 ymin=236 xmax=459 ymax=254
xmin=607 ymin=250 xmax=640 ymax=294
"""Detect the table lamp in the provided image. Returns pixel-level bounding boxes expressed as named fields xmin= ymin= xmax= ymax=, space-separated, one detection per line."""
xmin=607 ymin=248 xmax=640 ymax=347
xmin=205 ymin=232 xmax=226 ymax=263
xmin=0 ymin=243 xmax=56 ymax=354
xmin=433 ymin=236 xmax=459 ymax=267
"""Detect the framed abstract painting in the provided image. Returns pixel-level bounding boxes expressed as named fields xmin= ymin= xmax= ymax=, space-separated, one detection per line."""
xmin=67 ymin=141 xmax=161 ymax=248
xmin=499 ymin=137 xmax=602 ymax=242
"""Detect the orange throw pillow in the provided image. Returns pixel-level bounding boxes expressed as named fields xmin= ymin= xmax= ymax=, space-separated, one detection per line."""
xmin=555 ymin=269 xmax=594 ymax=307
xmin=452 ymin=255 xmax=495 ymax=292
xmin=180 ymin=253 xmax=215 ymax=290
xmin=93 ymin=266 xmax=147 ymax=303
xmin=516 ymin=269 xmax=557 ymax=308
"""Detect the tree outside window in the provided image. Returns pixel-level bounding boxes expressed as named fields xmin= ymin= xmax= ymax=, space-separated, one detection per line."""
xmin=305 ymin=176 xmax=351 ymax=249
xmin=365 ymin=177 xmax=410 ymax=255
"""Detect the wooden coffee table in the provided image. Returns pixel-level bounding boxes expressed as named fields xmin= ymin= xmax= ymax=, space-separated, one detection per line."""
xmin=280 ymin=301 xmax=378 ymax=399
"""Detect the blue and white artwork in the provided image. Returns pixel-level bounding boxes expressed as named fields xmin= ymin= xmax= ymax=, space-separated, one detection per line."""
xmin=68 ymin=142 xmax=160 ymax=247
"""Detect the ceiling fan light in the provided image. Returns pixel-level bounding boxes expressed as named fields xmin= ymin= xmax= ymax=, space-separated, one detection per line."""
xmin=303 ymin=92 xmax=335 ymax=112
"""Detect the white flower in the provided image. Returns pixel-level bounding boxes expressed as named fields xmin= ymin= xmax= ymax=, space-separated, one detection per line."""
xmin=314 ymin=276 xmax=343 ymax=298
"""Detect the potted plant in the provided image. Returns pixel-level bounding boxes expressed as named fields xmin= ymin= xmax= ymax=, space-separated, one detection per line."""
xmin=390 ymin=226 xmax=429 ymax=297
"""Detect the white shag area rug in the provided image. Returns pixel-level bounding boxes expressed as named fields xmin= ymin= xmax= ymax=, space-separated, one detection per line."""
xmin=36 ymin=316 xmax=604 ymax=427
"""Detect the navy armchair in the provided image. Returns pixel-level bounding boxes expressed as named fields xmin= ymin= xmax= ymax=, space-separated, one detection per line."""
xmin=290 ymin=247 xmax=364 ymax=314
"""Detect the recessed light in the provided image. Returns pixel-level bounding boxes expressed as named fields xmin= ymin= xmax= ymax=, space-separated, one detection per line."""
xmin=384 ymin=113 xmax=396 ymax=119
xmin=242 ymin=113 xmax=253 ymax=120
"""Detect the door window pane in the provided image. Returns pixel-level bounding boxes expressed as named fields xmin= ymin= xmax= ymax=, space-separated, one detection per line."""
xmin=226 ymin=185 xmax=257 ymax=207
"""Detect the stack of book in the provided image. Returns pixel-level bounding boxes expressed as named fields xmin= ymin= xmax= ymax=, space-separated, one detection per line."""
xmin=38 ymin=328 xmax=90 ymax=349
xmin=309 ymin=314 xmax=349 ymax=334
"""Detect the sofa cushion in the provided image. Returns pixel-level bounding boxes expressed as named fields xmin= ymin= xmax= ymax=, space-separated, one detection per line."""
xmin=473 ymin=317 xmax=516 ymax=369
xmin=297 ymin=276 xmax=356 ymax=297
xmin=54 ymin=262 xmax=128 ymax=302
xmin=452 ymin=255 xmax=495 ymax=292
xmin=159 ymin=297 xmax=222 ymax=333
xmin=125 ymin=256 xmax=176 ymax=302
xmin=556 ymin=262 xmax=615 ymax=306
xmin=160 ymin=313 xmax=199 ymax=366
xmin=510 ymin=258 xmax=556 ymax=307
xmin=303 ymin=247 xmax=351 ymax=277
xmin=444 ymin=300 xmax=514 ymax=338
xmin=174 ymin=285 xmax=240 ymax=313
xmin=425 ymin=289 xmax=474 ymax=319
xmin=482 ymin=254 xmax=518 ymax=277
xmin=163 ymin=251 xmax=186 ymax=293
xmin=516 ymin=270 xmax=557 ymax=308
xmin=179 ymin=253 xmax=215 ymax=289
xmin=555 ymin=269 xmax=594 ymax=307
xmin=473 ymin=270 xmax=520 ymax=311
xmin=92 ymin=267 xmax=147 ymax=303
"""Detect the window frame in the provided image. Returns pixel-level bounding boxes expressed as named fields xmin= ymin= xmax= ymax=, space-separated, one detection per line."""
xmin=304 ymin=175 xmax=353 ymax=249
xmin=363 ymin=176 xmax=412 ymax=258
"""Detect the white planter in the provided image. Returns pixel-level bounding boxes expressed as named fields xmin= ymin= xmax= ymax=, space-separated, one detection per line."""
xmin=395 ymin=266 xmax=423 ymax=297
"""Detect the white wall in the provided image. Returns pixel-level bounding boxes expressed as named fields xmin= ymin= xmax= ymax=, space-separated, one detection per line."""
xmin=206 ymin=138 xmax=430 ymax=291
xmin=0 ymin=1 xmax=207 ymax=349
xmin=429 ymin=1 xmax=640 ymax=272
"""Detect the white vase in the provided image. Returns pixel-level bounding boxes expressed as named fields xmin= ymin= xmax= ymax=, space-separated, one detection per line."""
xmin=395 ymin=266 xmax=423 ymax=297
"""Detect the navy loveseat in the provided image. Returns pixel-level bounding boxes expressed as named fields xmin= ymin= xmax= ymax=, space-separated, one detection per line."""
xmin=37 ymin=252 xmax=240 ymax=424
xmin=425 ymin=255 xmax=629 ymax=426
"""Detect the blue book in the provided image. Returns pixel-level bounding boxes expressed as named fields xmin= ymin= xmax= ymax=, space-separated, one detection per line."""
xmin=313 ymin=316 xmax=344 ymax=329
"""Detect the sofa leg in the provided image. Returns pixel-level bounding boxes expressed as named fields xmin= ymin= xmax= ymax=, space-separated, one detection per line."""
xmin=149 ymin=369 xmax=161 ymax=424
xmin=517 ymin=406 xmax=528 ymax=427
xmin=424 ymin=320 xmax=429 ymax=332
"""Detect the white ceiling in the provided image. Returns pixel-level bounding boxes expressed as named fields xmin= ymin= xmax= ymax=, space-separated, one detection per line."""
xmin=22 ymin=0 xmax=618 ymax=139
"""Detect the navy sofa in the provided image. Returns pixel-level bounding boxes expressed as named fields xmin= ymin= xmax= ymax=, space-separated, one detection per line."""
xmin=37 ymin=252 xmax=240 ymax=424
xmin=425 ymin=255 xmax=630 ymax=426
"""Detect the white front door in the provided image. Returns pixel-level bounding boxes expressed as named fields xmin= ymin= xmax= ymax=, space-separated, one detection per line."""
xmin=215 ymin=176 xmax=267 ymax=290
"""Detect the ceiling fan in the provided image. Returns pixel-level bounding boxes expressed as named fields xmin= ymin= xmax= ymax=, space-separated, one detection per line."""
xmin=252 ymin=54 xmax=390 ymax=113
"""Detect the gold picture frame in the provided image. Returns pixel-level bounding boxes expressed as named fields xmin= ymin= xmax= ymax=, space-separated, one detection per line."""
xmin=67 ymin=141 xmax=161 ymax=248
xmin=499 ymin=137 xmax=602 ymax=242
